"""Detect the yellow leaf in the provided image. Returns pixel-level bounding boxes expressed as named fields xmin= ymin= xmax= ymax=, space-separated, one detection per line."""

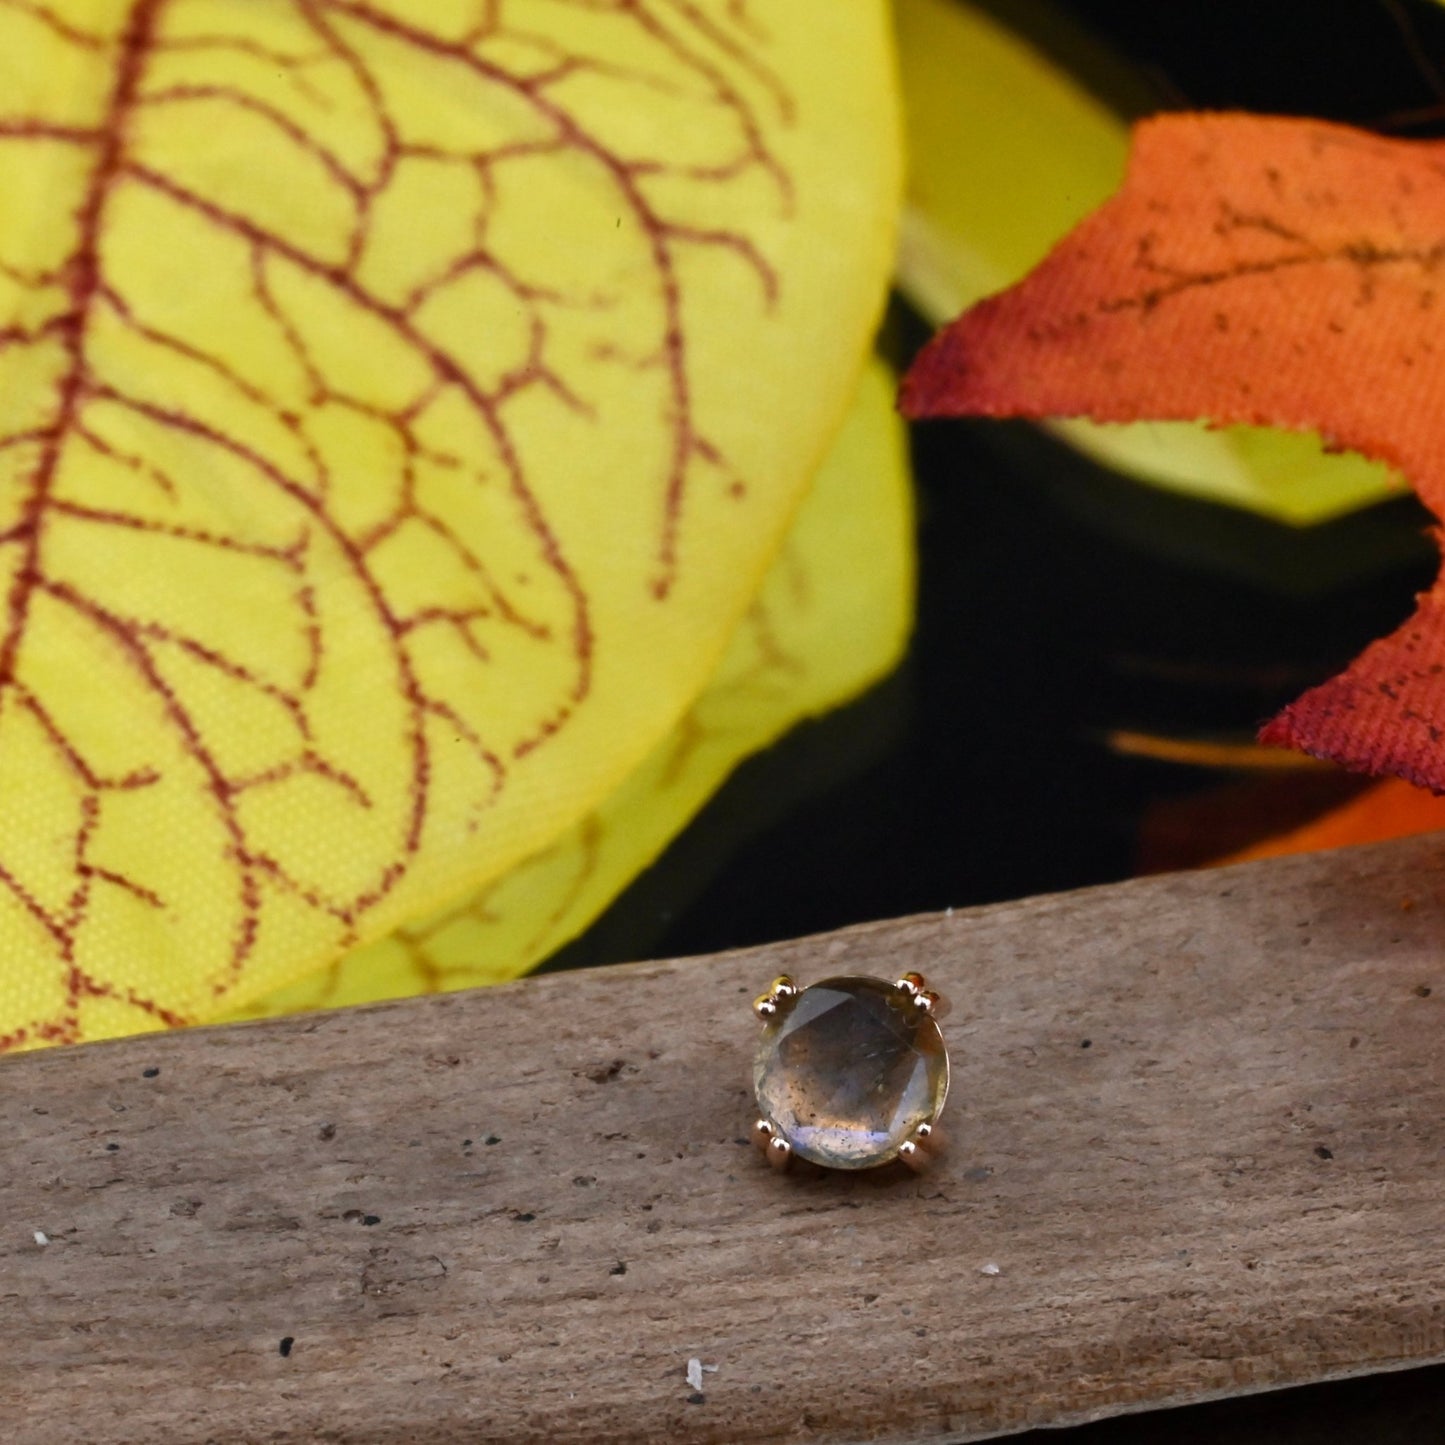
xmin=0 ymin=1 xmax=899 ymax=1050
xmin=224 ymin=357 xmax=913 ymax=1016
xmin=895 ymin=0 xmax=1399 ymax=525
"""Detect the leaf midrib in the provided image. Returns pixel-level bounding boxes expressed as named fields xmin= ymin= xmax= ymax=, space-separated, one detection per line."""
xmin=0 ymin=0 xmax=162 ymax=687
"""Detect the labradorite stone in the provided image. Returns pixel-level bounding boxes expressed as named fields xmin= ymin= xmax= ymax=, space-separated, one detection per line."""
xmin=753 ymin=976 xmax=948 ymax=1169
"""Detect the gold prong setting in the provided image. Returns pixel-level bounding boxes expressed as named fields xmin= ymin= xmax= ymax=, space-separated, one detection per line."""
xmin=898 ymin=1120 xmax=946 ymax=1172
xmin=751 ymin=971 xmax=951 ymax=1173
xmin=896 ymin=971 xmax=949 ymax=1020
xmin=751 ymin=1119 xmax=794 ymax=1170
xmin=752 ymin=974 xmax=798 ymax=1021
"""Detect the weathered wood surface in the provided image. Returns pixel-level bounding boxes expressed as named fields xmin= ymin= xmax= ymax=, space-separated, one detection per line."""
xmin=6 ymin=834 xmax=1445 ymax=1445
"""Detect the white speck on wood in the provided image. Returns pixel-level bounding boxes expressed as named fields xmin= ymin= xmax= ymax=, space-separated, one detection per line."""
xmin=685 ymin=1358 xmax=703 ymax=1392
xmin=980 ymin=1262 xmax=1001 ymax=1276
xmin=32 ymin=1230 xmax=48 ymax=1246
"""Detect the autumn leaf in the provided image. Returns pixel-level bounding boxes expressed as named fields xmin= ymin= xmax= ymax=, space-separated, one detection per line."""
xmin=224 ymin=355 xmax=913 ymax=1016
xmin=0 ymin=1 xmax=899 ymax=1049
xmin=894 ymin=0 xmax=1400 ymax=525
xmin=1220 ymin=777 xmax=1445 ymax=866
xmin=902 ymin=111 xmax=1445 ymax=793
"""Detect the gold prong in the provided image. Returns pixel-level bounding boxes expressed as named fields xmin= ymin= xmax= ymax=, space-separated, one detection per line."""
xmin=895 ymin=971 xmax=926 ymax=997
xmin=753 ymin=974 xmax=798 ymax=1022
xmin=766 ymin=1135 xmax=792 ymax=1171
xmin=752 ymin=1118 xmax=776 ymax=1154
xmin=914 ymin=989 xmax=950 ymax=1020
xmin=914 ymin=1120 xmax=946 ymax=1155
xmin=899 ymin=1120 xmax=945 ymax=1171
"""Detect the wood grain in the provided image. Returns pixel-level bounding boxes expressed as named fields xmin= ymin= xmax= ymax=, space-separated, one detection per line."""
xmin=6 ymin=835 xmax=1445 ymax=1444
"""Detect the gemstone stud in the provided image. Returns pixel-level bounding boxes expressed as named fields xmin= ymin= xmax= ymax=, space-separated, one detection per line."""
xmin=751 ymin=973 xmax=950 ymax=1172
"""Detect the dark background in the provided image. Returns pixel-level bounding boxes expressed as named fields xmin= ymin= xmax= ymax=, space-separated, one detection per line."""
xmin=548 ymin=1 xmax=1445 ymax=1438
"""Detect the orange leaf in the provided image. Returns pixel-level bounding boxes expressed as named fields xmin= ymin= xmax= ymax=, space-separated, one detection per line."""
xmin=901 ymin=112 xmax=1445 ymax=791
xmin=1220 ymin=776 xmax=1445 ymax=865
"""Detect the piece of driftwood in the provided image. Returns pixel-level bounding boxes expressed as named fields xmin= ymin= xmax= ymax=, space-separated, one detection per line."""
xmin=6 ymin=834 xmax=1445 ymax=1444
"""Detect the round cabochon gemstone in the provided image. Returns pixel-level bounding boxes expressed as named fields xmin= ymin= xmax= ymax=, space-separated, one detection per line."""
xmin=753 ymin=975 xmax=948 ymax=1169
